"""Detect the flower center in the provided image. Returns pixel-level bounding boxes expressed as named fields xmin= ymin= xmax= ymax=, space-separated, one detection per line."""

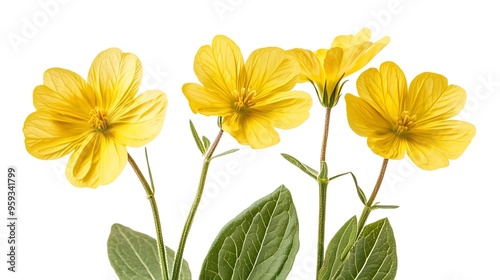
xmin=89 ymin=107 xmax=109 ymax=132
xmin=233 ymin=88 xmax=256 ymax=113
xmin=395 ymin=110 xmax=416 ymax=136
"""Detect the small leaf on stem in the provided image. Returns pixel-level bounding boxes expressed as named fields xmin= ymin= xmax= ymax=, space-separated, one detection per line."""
xmin=281 ymin=153 xmax=318 ymax=180
xmin=371 ymin=204 xmax=399 ymax=210
xmin=319 ymin=161 xmax=328 ymax=181
xmin=144 ymin=147 xmax=155 ymax=194
xmin=328 ymin=172 xmax=367 ymax=205
xmin=211 ymin=148 xmax=239 ymax=160
xmin=202 ymin=136 xmax=211 ymax=151
xmin=189 ymin=120 xmax=206 ymax=155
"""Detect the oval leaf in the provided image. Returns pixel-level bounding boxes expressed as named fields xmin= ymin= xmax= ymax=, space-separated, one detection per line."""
xmin=318 ymin=216 xmax=358 ymax=280
xmin=108 ymin=223 xmax=191 ymax=280
xmin=336 ymin=218 xmax=397 ymax=280
xmin=200 ymin=185 xmax=299 ymax=280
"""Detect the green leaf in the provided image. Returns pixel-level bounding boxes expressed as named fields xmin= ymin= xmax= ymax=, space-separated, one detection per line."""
xmin=371 ymin=204 xmax=399 ymax=210
xmin=189 ymin=120 xmax=206 ymax=155
xmin=108 ymin=223 xmax=191 ymax=280
xmin=217 ymin=116 xmax=223 ymax=129
xmin=211 ymin=148 xmax=240 ymax=160
xmin=319 ymin=161 xmax=328 ymax=181
xmin=349 ymin=172 xmax=367 ymax=206
xmin=334 ymin=218 xmax=398 ymax=280
xmin=328 ymin=171 xmax=350 ymax=181
xmin=329 ymin=172 xmax=367 ymax=206
xmin=200 ymin=185 xmax=299 ymax=280
xmin=281 ymin=153 xmax=318 ymax=180
xmin=144 ymin=147 xmax=155 ymax=194
xmin=318 ymin=216 xmax=358 ymax=280
xmin=202 ymin=136 xmax=211 ymax=151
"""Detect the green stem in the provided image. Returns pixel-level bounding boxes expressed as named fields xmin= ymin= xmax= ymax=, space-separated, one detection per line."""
xmin=317 ymin=180 xmax=328 ymax=275
xmin=128 ymin=153 xmax=169 ymax=280
xmin=320 ymin=108 xmax=332 ymax=163
xmin=171 ymin=129 xmax=224 ymax=280
xmin=357 ymin=158 xmax=389 ymax=235
xmin=316 ymin=107 xmax=332 ymax=277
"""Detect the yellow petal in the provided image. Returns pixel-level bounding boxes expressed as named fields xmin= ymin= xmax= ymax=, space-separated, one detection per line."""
xmin=346 ymin=93 xmax=406 ymax=159
xmin=193 ymin=35 xmax=244 ymax=100
xmin=356 ymin=62 xmax=407 ymax=121
xmin=315 ymin=49 xmax=328 ymax=63
xmin=352 ymin=28 xmax=372 ymax=44
xmin=87 ymin=48 xmax=142 ymax=111
xmin=323 ymin=47 xmax=344 ymax=94
xmin=407 ymin=120 xmax=476 ymax=170
xmin=346 ymin=36 xmax=390 ymax=76
xmin=409 ymin=73 xmax=466 ymax=124
xmin=245 ymin=47 xmax=300 ymax=99
xmin=345 ymin=94 xmax=392 ymax=138
xmin=253 ymin=90 xmax=312 ymax=129
xmin=337 ymin=42 xmax=372 ymax=76
xmin=323 ymin=44 xmax=374 ymax=95
xmin=331 ymin=28 xmax=371 ymax=48
xmin=222 ymin=113 xmax=247 ymax=145
xmin=367 ymin=133 xmax=407 ymax=159
xmin=36 ymin=68 xmax=95 ymax=117
xmin=109 ymin=90 xmax=167 ymax=147
xmin=222 ymin=113 xmax=280 ymax=148
xmin=66 ymin=133 xmax=127 ymax=188
xmin=311 ymin=49 xmax=328 ymax=94
xmin=182 ymin=83 xmax=233 ymax=116
xmin=287 ymin=48 xmax=323 ymax=83
xmin=331 ymin=34 xmax=355 ymax=49
xmin=242 ymin=115 xmax=280 ymax=149
xmin=23 ymin=110 xmax=90 ymax=160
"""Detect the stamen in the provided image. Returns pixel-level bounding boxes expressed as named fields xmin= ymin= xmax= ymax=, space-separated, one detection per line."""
xmin=395 ymin=110 xmax=416 ymax=136
xmin=89 ymin=107 xmax=109 ymax=131
xmin=233 ymin=88 xmax=256 ymax=113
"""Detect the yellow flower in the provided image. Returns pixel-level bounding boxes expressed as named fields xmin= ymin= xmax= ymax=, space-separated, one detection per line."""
xmin=183 ymin=35 xmax=312 ymax=149
xmin=345 ymin=61 xmax=476 ymax=170
xmin=23 ymin=48 xmax=168 ymax=188
xmin=289 ymin=28 xmax=390 ymax=108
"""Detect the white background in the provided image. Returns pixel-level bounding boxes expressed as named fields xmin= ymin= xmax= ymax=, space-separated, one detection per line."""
xmin=1 ymin=0 xmax=499 ymax=279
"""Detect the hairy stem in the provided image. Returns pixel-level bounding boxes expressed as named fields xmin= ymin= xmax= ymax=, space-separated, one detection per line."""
xmin=357 ymin=158 xmax=389 ymax=234
xmin=128 ymin=153 xmax=169 ymax=280
xmin=316 ymin=107 xmax=332 ymax=276
xmin=171 ymin=129 xmax=224 ymax=280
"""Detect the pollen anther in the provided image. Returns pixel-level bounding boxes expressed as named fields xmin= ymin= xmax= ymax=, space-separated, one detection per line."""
xmin=396 ymin=110 xmax=416 ymax=136
xmin=233 ymin=88 xmax=256 ymax=113
xmin=89 ymin=107 xmax=109 ymax=131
